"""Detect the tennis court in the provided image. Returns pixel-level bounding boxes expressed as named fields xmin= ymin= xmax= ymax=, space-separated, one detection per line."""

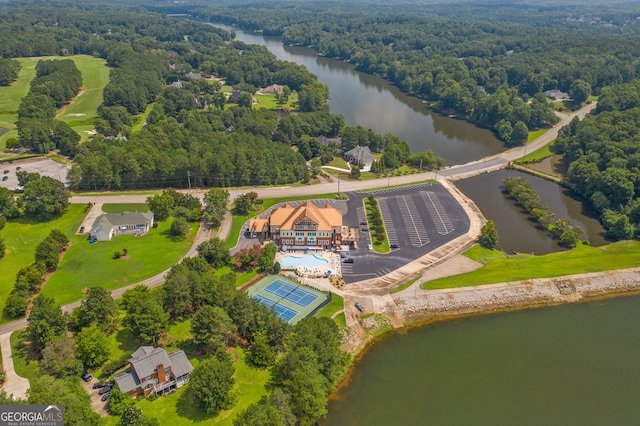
xmin=247 ymin=275 xmax=330 ymax=324
xmin=252 ymin=294 xmax=299 ymax=322
xmin=264 ymin=279 xmax=319 ymax=307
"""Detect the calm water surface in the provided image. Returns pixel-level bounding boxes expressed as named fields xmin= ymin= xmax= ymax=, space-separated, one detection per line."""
xmin=322 ymin=295 xmax=640 ymax=425
xmin=456 ymin=169 xmax=608 ymax=254
xmin=211 ymin=23 xmax=504 ymax=164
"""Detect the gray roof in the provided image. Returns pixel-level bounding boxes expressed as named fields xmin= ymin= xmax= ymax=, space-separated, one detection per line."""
xmin=114 ymin=371 xmax=140 ymax=393
xmin=168 ymin=350 xmax=193 ymax=377
xmin=131 ymin=347 xmax=172 ymax=380
xmin=344 ymin=145 xmax=374 ymax=165
xmin=90 ymin=211 xmax=153 ymax=231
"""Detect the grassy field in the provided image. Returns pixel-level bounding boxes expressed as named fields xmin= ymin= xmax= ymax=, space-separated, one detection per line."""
xmin=0 ymin=205 xmax=87 ymax=323
xmin=389 ymin=275 xmax=421 ymax=294
xmin=131 ymin=103 xmax=155 ymax=133
xmin=40 ymin=219 xmax=199 ymax=306
xmin=422 ymin=241 xmax=640 ymax=290
xmin=527 ymin=128 xmax=550 ymax=142
xmin=514 ymin=144 xmax=554 ymax=164
xmin=10 ymin=329 xmax=39 ymax=382
xmin=0 ymin=58 xmax=40 ymax=148
xmin=253 ymin=92 xmax=299 ymax=110
xmin=315 ymin=293 xmax=344 ymax=320
xmin=101 ymin=203 xmax=150 ymax=214
xmin=136 ymin=347 xmax=270 ymax=426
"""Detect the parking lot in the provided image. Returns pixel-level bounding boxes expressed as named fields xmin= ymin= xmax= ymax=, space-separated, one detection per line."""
xmin=0 ymin=158 xmax=71 ymax=190
xmin=340 ymin=183 xmax=469 ymax=284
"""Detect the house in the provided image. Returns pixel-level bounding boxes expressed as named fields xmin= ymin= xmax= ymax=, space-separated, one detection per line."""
xmin=344 ymin=145 xmax=375 ymax=168
xmin=257 ymin=84 xmax=284 ymax=95
xmin=545 ymin=90 xmax=570 ymax=100
xmin=228 ymin=90 xmax=244 ymax=103
xmin=317 ymin=135 xmax=342 ymax=147
xmin=114 ymin=346 xmax=193 ymax=397
xmin=248 ymin=201 xmax=342 ymax=250
xmin=89 ymin=211 xmax=154 ymax=241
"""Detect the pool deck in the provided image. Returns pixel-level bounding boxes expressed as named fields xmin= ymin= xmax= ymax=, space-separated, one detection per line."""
xmin=276 ymin=251 xmax=342 ymax=278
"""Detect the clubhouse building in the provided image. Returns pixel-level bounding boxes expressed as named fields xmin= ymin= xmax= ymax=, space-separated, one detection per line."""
xmin=248 ymin=201 xmax=342 ymax=250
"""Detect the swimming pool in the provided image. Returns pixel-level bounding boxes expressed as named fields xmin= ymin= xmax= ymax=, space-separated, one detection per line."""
xmin=280 ymin=254 xmax=328 ymax=268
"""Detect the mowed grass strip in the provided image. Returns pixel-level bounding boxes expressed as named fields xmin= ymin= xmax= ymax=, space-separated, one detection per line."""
xmin=422 ymin=241 xmax=640 ymax=290
xmin=40 ymin=219 xmax=199 ymax=306
xmin=0 ymin=204 xmax=86 ymax=324
xmin=100 ymin=203 xmax=150 ymax=214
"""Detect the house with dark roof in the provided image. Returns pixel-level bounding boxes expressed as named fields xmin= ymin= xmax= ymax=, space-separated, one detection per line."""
xmin=317 ymin=135 xmax=342 ymax=147
xmin=344 ymin=145 xmax=375 ymax=168
xmin=89 ymin=211 xmax=154 ymax=241
xmin=545 ymin=89 xmax=570 ymax=100
xmin=114 ymin=346 xmax=193 ymax=397
xmin=248 ymin=201 xmax=342 ymax=250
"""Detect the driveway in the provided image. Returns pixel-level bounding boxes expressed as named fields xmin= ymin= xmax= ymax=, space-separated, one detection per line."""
xmin=0 ymin=331 xmax=30 ymax=400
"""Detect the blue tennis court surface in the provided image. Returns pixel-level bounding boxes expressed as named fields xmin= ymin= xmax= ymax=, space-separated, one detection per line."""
xmin=264 ymin=279 xmax=319 ymax=307
xmin=252 ymin=294 xmax=299 ymax=322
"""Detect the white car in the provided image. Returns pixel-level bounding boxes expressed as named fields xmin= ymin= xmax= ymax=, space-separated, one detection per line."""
xmin=367 ymin=244 xmax=373 ymax=251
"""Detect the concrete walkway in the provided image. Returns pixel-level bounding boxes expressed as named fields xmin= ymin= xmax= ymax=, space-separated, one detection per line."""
xmin=0 ymin=331 xmax=30 ymax=400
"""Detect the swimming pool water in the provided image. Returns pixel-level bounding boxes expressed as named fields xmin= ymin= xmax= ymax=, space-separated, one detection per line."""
xmin=280 ymin=254 xmax=329 ymax=268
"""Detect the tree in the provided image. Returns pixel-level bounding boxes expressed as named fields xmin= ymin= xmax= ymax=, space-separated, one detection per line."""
xmin=19 ymin=176 xmax=70 ymax=221
xmin=0 ymin=187 xmax=17 ymax=217
xmin=29 ymin=375 xmax=102 ymax=426
xmin=197 ymin=238 xmax=231 ymax=268
xmin=247 ymin=331 xmax=276 ymax=367
xmin=191 ymin=305 xmax=237 ymax=352
xmin=234 ymin=403 xmax=285 ymax=426
xmin=118 ymin=405 xmax=159 ymax=426
xmin=72 ymin=286 xmax=118 ymax=333
xmin=108 ymin=387 xmax=134 ymax=416
xmin=190 ymin=357 xmax=236 ymax=416
xmin=40 ymin=335 xmax=83 ymax=378
xmin=258 ymin=243 xmax=277 ymax=272
xmin=238 ymin=92 xmax=253 ymax=108
xmin=75 ymin=324 xmax=110 ymax=367
xmin=478 ymin=220 xmax=499 ymax=249
xmin=122 ymin=286 xmax=168 ymax=344
xmin=203 ymin=188 xmax=229 ymax=227
xmin=28 ymin=295 xmax=66 ymax=353
xmin=170 ymin=217 xmax=189 ymax=237
xmin=350 ymin=165 xmax=361 ymax=180
xmin=4 ymin=294 xmax=29 ymax=318
xmin=234 ymin=193 xmax=252 ymax=215
xmin=278 ymin=352 xmax=329 ymax=426
xmin=146 ymin=193 xmax=174 ymax=221
xmin=509 ymin=121 xmax=529 ymax=146
xmin=569 ymin=79 xmax=591 ymax=104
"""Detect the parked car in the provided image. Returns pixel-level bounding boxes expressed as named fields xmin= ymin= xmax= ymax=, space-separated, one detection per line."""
xmin=359 ymin=221 xmax=367 ymax=225
xmin=93 ymin=381 xmax=109 ymax=389
xmin=98 ymin=386 xmax=111 ymax=395
xmin=343 ymin=258 xmax=354 ymax=263
xmin=2 ymin=176 xmax=7 ymax=181
xmin=81 ymin=370 xmax=93 ymax=382
xmin=361 ymin=228 xmax=368 ymax=232
xmin=390 ymin=244 xmax=400 ymax=249
xmin=101 ymin=392 xmax=111 ymax=402
xmin=15 ymin=166 xmax=21 ymax=170
xmin=355 ymin=302 xmax=365 ymax=312
xmin=79 ymin=226 xmax=85 ymax=233
xmin=367 ymin=244 xmax=373 ymax=251
xmin=2 ymin=170 xmax=8 ymax=174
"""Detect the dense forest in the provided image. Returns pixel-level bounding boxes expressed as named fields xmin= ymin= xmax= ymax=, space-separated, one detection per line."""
xmin=182 ymin=0 xmax=640 ymax=144
xmin=0 ymin=58 xmax=20 ymax=86
xmin=554 ymin=80 xmax=640 ymax=240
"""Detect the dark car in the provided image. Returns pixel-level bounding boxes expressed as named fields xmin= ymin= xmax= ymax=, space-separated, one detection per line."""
xmin=2 ymin=170 xmax=8 ymax=174
xmin=101 ymin=392 xmax=111 ymax=402
xmin=390 ymin=244 xmax=400 ymax=249
xmin=361 ymin=228 xmax=368 ymax=232
xmin=81 ymin=370 xmax=93 ymax=382
xmin=98 ymin=386 xmax=112 ymax=395
xmin=343 ymin=258 xmax=354 ymax=263
xmin=93 ymin=381 xmax=109 ymax=389
xmin=355 ymin=302 xmax=365 ymax=312
xmin=359 ymin=221 xmax=367 ymax=225
xmin=2 ymin=176 xmax=7 ymax=181
xmin=15 ymin=166 xmax=21 ymax=171
xmin=79 ymin=226 xmax=85 ymax=233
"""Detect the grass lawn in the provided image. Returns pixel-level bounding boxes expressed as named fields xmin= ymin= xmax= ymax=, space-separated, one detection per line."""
xmin=389 ymin=275 xmax=421 ymax=294
xmin=213 ymin=266 xmax=260 ymax=288
xmin=136 ymin=347 xmax=270 ymax=426
xmin=355 ymin=178 xmax=436 ymax=193
xmin=333 ymin=312 xmax=346 ymax=327
xmin=225 ymin=193 xmax=339 ymax=250
xmin=325 ymin=156 xmax=349 ymax=170
xmin=315 ymin=293 xmax=344 ymax=320
xmin=422 ymin=241 xmax=640 ymax=290
xmin=101 ymin=203 xmax=150 ymax=214
xmin=0 ymin=205 xmax=86 ymax=323
xmin=514 ymin=144 xmax=554 ymax=164
xmin=55 ymin=55 xmax=110 ymax=139
xmin=527 ymin=128 xmax=549 ymax=142
xmin=70 ymin=189 xmax=161 ymax=197
xmin=40 ymin=219 xmax=199 ymax=306
xmin=253 ymin=92 xmax=298 ymax=111
xmin=10 ymin=329 xmax=39 ymax=382
xmin=364 ymin=198 xmax=389 ymax=254
xmin=131 ymin=103 xmax=155 ymax=133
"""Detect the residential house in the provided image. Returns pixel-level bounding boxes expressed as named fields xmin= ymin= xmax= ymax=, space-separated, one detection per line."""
xmin=545 ymin=89 xmax=569 ymax=100
xmin=317 ymin=135 xmax=342 ymax=147
xmin=114 ymin=346 xmax=193 ymax=397
xmin=228 ymin=90 xmax=244 ymax=103
xmin=89 ymin=211 xmax=154 ymax=241
xmin=344 ymin=145 xmax=375 ymax=168
xmin=248 ymin=201 xmax=342 ymax=250
xmin=257 ymin=84 xmax=284 ymax=95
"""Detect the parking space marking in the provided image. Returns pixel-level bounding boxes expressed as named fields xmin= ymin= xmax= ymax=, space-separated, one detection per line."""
xmin=377 ymin=199 xmax=400 ymax=246
xmin=420 ymin=191 xmax=455 ymax=235
xmin=376 ymin=268 xmax=392 ymax=277
xmin=396 ymin=195 xmax=430 ymax=247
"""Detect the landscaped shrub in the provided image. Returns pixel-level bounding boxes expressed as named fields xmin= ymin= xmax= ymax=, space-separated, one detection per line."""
xmin=0 ymin=238 xmax=4 ymax=259
xmin=102 ymin=352 xmax=133 ymax=376
xmin=0 ymin=216 xmax=6 ymax=230
xmin=3 ymin=294 xmax=29 ymax=318
xmin=113 ymin=251 xmax=121 ymax=259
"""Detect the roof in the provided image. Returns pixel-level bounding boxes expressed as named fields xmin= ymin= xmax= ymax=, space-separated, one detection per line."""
xmin=131 ymin=347 xmax=172 ymax=380
xmin=90 ymin=212 xmax=154 ymax=231
xmin=271 ymin=201 xmax=342 ymax=231
xmin=248 ymin=217 xmax=269 ymax=233
xmin=168 ymin=350 xmax=193 ymax=377
xmin=114 ymin=370 xmax=141 ymax=393
xmin=344 ymin=145 xmax=374 ymax=164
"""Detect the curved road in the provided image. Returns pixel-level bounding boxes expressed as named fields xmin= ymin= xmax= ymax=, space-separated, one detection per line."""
xmin=0 ymin=102 xmax=595 ymax=398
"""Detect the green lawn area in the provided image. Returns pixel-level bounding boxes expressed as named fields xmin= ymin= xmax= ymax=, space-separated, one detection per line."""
xmin=364 ymin=198 xmax=389 ymax=254
xmin=527 ymin=128 xmax=549 ymax=142
xmin=10 ymin=329 xmax=39 ymax=382
xmin=0 ymin=58 xmax=40 ymax=148
xmin=213 ymin=266 xmax=260 ymax=288
xmin=315 ymin=293 xmax=343 ymax=320
xmin=136 ymin=347 xmax=270 ymax=426
xmin=40 ymin=219 xmax=199 ymax=306
xmin=131 ymin=103 xmax=155 ymax=133
xmin=101 ymin=203 xmax=150 ymax=214
xmin=514 ymin=144 xmax=554 ymax=164
xmin=0 ymin=205 xmax=86 ymax=323
xmin=253 ymin=92 xmax=298 ymax=111
xmin=389 ymin=275 xmax=421 ymax=294
xmin=325 ymin=156 xmax=349 ymax=170
xmin=422 ymin=241 xmax=640 ymax=290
